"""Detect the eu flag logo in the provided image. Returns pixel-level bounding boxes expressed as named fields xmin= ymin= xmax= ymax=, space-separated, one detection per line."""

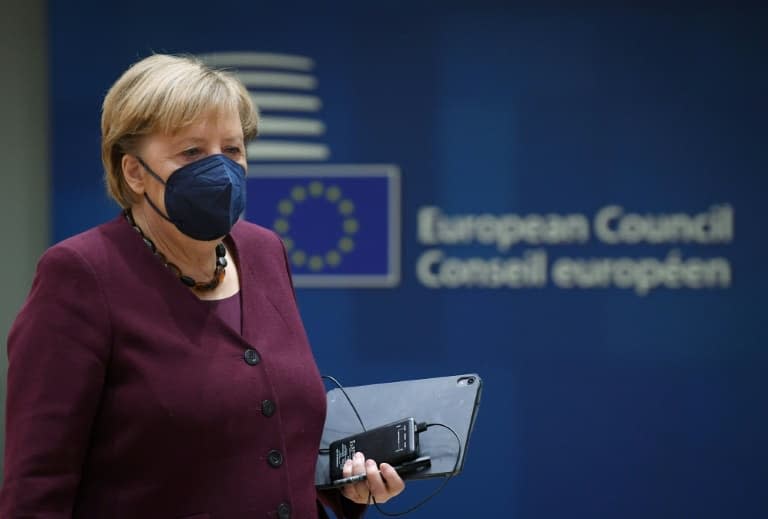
xmin=245 ymin=165 xmax=401 ymax=287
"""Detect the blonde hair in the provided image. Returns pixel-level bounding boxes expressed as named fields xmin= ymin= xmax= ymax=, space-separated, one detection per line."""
xmin=101 ymin=54 xmax=259 ymax=208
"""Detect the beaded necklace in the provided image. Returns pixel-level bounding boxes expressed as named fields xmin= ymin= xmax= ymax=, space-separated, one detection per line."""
xmin=123 ymin=209 xmax=227 ymax=291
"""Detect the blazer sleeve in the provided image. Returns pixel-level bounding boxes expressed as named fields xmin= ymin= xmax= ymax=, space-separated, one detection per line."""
xmin=0 ymin=245 xmax=112 ymax=517
xmin=317 ymin=489 xmax=367 ymax=519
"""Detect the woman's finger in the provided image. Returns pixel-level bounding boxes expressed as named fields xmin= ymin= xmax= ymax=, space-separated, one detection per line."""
xmin=379 ymin=463 xmax=406 ymax=497
xmin=365 ymin=459 xmax=392 ymax=503
xmin=341 ymin=452 xmax=370 ymax=504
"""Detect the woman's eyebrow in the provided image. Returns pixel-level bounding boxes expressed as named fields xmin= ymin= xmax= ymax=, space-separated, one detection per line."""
xmin=172 ymin=135 xmax=243 ymax=146
xmin=171 ymin=136 xmax=206 ymax=147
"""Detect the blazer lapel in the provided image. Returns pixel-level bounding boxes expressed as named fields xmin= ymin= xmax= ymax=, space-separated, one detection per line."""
xmin=228 ymin=221 xmax=264 ymax=348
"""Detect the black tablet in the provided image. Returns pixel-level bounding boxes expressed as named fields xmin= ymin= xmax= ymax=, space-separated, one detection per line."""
xmin=315 ymin=373 xmax=482 ymax=488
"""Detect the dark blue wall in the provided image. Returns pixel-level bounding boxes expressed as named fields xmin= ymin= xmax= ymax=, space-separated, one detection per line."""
xmin=50 ymin=3 xmax=767 ymax=517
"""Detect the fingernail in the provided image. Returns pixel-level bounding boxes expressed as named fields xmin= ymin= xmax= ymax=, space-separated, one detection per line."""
xmin=344 ymin=460 xmax=352 ymax=468
xmin=366 ymin=459 xmax=376 ymax=467
xmin=355 ymin=452 xmax=364 ymax=461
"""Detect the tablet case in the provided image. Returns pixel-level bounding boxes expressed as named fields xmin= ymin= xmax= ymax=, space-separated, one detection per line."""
xmin=315 ymin=373 xmax=482 ymax=488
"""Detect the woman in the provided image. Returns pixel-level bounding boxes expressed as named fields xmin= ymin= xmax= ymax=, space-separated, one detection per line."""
xmin=0 ymin=54 xmax=404 ymax=518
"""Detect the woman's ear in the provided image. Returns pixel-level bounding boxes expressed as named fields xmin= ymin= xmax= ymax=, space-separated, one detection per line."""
xmin=122 ymin=154 xmax=145 ymax=195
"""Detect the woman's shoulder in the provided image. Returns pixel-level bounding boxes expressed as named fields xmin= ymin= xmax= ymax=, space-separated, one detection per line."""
xmin=39 ymin=215 xmax=130 ymax=273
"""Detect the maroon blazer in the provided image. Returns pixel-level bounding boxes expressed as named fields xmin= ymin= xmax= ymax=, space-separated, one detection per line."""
xmin=0 ymin=215 xmax=365 ymax=519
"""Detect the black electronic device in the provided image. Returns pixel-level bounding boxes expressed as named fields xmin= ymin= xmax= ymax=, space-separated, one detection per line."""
xmin=328 ymin=417 xmax=420 ymax=481
xmin=315 ymin=373 xmax=483 ymax=488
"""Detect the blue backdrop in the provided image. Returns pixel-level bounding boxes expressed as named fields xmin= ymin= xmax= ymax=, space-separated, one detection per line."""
xmin=50 ymin=3 xmax=767 ymax=517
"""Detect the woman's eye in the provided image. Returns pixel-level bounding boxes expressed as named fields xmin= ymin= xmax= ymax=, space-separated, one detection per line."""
xmin=224 ymin=146 xmax=242 ymax=156
xmin=182 ymin=147 xmax=200 ymax=158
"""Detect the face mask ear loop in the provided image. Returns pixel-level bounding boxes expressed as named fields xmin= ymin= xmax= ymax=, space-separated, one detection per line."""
xmin=136 ymin=156 xmax=167 ymax=185
xmin=136 ymin=156 xmax=174 ymax=224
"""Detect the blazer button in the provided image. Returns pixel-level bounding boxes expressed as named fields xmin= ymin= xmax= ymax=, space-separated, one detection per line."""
xmin=243 ymin=349 xmax=261 ymax=366
xmin=262 ymin=399 xmax=276 ymax=417
xmin=267 ymin=449 xmax=284 ymax=468
xmin=277 ymin=502 xmax=291 ymax=519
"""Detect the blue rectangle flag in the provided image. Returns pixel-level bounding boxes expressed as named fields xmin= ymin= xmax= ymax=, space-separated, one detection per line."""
xmin=245 ymin=164 xmax=400 ymax=287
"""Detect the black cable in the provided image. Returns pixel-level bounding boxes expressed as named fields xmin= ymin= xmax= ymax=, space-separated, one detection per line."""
xmin=321 ymin=374 xmax=367 ymax=432
xmin=320 ymin=374 xmax=463 ymax=517
xmin=370 ymin=422 xmax=462 ymax=517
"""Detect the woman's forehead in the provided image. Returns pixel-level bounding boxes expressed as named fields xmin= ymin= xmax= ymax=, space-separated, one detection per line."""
xmin=163 ymin=109 xmax=244 ymax=139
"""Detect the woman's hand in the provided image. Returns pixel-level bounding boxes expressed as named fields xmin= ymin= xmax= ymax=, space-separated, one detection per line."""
xmin=340 ymin=451 xmax=406 ymax=505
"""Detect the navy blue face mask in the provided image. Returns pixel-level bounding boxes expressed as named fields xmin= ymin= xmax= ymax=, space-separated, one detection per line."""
xmin=137 ymin=154 xmax=246 ymax=241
